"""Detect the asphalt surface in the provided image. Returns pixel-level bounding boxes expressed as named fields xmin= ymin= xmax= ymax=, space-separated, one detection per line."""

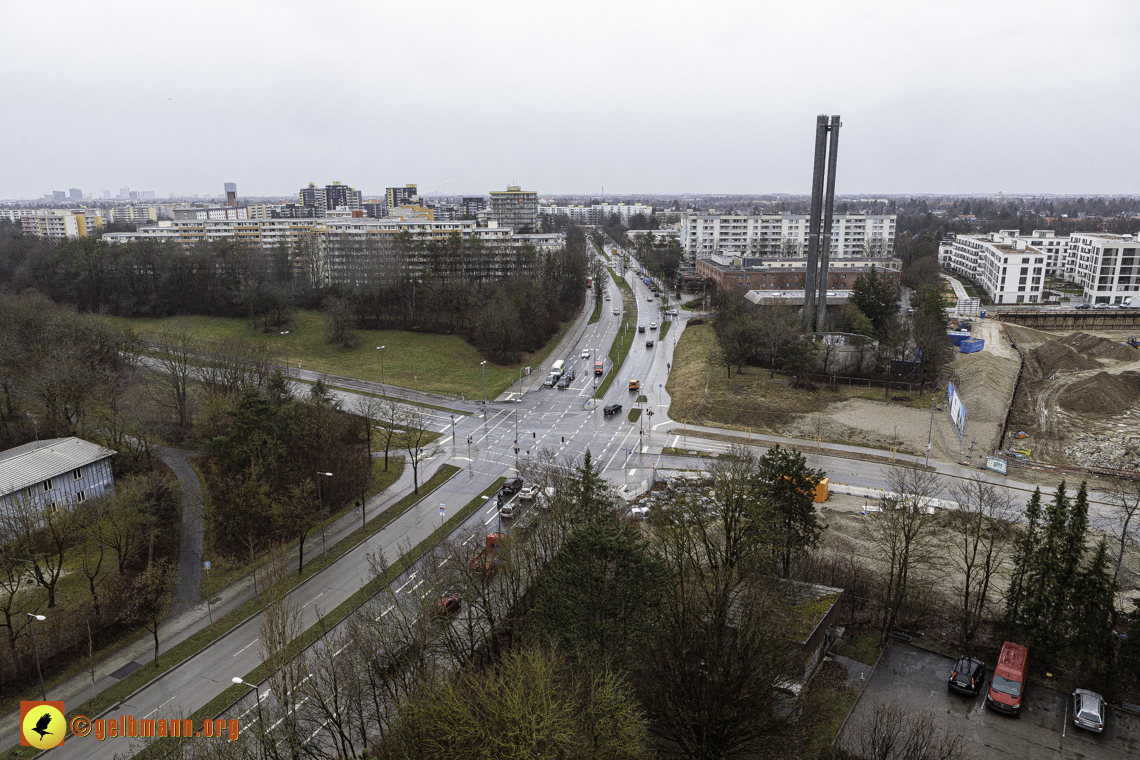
xmin=837 ymin=642 xmax=1140 ymax=759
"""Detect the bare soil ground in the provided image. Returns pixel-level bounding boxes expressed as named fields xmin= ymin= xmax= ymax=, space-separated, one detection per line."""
xmin=668 ymin=323 xmax=947 ymax=459
xmin=1007 ymin=328 xmax=1140 ymax=467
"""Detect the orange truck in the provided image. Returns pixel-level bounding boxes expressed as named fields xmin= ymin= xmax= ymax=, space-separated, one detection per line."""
xmin=629 ymin=379 xmax=640 ymax=391
xmin=469 ymin=533 xmax=507 ymax=576
xmin=594 ymin=360 xmax=604 ymax=375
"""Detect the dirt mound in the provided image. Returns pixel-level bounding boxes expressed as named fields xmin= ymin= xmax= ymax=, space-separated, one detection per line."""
xmin=1026 ymin=341 xmax=1101 ymax=375
xmin=1060 ymin=332 xmax=1138 ymax=362
xmin=952 ymin=351 xmax=1020 ymax=424
xmin=1059 ymin=371 xmax=1140 ymax=415
xmin=1005 ymin=324 xmax=1057 ymax=348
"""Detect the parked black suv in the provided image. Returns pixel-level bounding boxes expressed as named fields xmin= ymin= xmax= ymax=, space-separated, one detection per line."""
xmin=948 ymin=656 xmax=987 ymax=696
xmin=603 ymin=404 xmax=622 ymax=416
xmin=501 ymin=477 xmax=524 ymax=495
xmin=638 ymin=325 xmax=645 ymax=333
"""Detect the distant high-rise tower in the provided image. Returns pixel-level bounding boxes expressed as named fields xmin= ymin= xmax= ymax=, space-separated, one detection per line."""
xmin=102 ymin=190 xmax=111 ymax=199
xmin=52 ymin=191 xmax=66 ymax=202
xmin=385 ymin=184 xmax=418 ymax=212
xmin=69 ymin=188 xmax=82 ymax=201
xmin=224 ymin=182 xmax=237 ymax=207
xmin=119 ymin=186 xmax=130 ymax=200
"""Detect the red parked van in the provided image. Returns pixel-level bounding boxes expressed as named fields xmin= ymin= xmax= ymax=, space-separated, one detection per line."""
xmin=986 ymin=641 xmax=1028 ymax=715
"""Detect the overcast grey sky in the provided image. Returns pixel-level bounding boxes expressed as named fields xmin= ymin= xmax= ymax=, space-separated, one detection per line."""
xmin=4 ymin=0 xmax=1139 ymax=199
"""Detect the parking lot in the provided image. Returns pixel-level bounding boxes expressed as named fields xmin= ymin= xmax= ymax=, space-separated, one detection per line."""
xmin=837 ymin=642 xmax=1140 ymax=759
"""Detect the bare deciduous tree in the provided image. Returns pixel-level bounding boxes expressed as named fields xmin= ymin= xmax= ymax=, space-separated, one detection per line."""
xmin=865 ymin=465 xmax=945 ymax=646
xmin=947 ymin=474 xmax=1015 ymax=647
xmin=403 ymin=405 xmax=442 ymax=495
xmin=1106 ymin=477 xmax=1140 ymax=589
xmin=848 ymin=698 xmax=973 ymax=760
xmin=150 ymin=319 xmax=196 ymax=429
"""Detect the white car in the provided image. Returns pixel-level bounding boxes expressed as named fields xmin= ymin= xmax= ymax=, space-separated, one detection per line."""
xmin=518 ymin=485 xmax=538 ymax=501
xmin=499 ymin=503 xmax=515 ymax=519
xmin=665 ymin=309 xmax=678 ymax=316
xmin=649 ymin=322 xmax=658 ymax=330
xmin=613 ymin=309 xmax=620 ymax=315
xmin=581 ymin=349 xmax=590 ymax=359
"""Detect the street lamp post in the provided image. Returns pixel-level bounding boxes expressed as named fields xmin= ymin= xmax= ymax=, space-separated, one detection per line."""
xmin=27 ymin=613 xmax=46 ymax=700
xmin=376 ymin=346 xmax=386 ymax=391
xmin=316 ymin=472 xmax=333 ymax=563
xmin=480 ymin=360 xmax=487 ymax=419
xmin=280 ymin=331 xmax=290 ymax=377
xmin=232 ymin=677 xmax=266 ymax=760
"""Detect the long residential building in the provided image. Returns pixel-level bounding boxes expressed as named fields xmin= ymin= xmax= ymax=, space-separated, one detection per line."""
xmin=102 ymin=217 xmax=565 ymax=286
xmin=695 ymin=253 xmax=900 ymax=294
xmin=18 ymin=208 xmax=104 ymax=239
xmin=539 ymin=202 xmax=654 ymax=225
xmin=106 ymin=205 xmax=159 ymax=224
xmin=681 ymin=212 xmax=896 ymax=260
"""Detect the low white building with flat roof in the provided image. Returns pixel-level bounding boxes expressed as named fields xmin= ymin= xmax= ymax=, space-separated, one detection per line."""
xmin=0 ymin=438 xmax=116 ymax=514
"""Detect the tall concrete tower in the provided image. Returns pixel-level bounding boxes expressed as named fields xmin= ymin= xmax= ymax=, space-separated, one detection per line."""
xmin=802 ymin=115 xmax=841 ymax=333
xmin=224 ymin=182 xmax=237 ymax=207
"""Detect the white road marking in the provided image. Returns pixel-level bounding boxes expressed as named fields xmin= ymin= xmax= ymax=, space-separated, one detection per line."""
xmin=302 ymin=591 xmax=324 ymax=608
xmin=233 ymin=638 xmax=260 ymax=657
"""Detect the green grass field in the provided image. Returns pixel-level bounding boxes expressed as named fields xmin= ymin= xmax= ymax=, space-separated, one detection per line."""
xmin=100 ymin=309 xmax=573 ymax=399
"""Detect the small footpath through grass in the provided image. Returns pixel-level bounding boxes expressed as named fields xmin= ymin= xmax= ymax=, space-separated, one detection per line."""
xmin=0 ymin=465 xmax=462 ymax=760
xmin=99 ymin=308 xmax=575 ymax=400
xmin=134 ymin=476 xmax=507 ymax=759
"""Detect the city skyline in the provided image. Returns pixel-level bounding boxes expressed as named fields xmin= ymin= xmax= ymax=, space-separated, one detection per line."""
xmin=3 ymin=1 xmax=1139 ymax=198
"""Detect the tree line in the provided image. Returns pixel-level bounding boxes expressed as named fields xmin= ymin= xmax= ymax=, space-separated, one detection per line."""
xmin=711 ymin=265 xmax=954 ymax=386
xmin=0 ymin=221 xmax=591 ymax=366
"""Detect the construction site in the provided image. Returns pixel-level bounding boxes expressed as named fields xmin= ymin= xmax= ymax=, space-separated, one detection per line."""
xmin=1004 ymin=324 xmax=1140 ymax=472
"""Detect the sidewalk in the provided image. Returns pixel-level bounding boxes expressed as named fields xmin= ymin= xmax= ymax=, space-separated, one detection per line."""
xmin=0 ymin=451 xmax=456 ymax=749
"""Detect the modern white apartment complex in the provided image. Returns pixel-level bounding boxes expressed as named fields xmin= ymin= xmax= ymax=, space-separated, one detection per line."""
xmin=941 ymin=232 xmax=1046 ymax=304
xmin=940 ymin=229 xmax=1138 ymax=305
xmin=680 ymin=212 xmax=896 ymax=260
xmin=17 ymin=209 xmax=104 ymax=239
xmin=1069 ymin=232 xmax=1139 ymax=305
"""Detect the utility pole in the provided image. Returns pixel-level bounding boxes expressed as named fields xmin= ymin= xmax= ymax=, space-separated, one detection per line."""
xmin=280 ymin=331 xmax=290 ymax=377
xmin=377 ymin=346 xmax=386 ymax=391
xmin=925 ymin=396 xmax=936 ymax=467
xmin=480 ymin=360 xmax=487 ymax=419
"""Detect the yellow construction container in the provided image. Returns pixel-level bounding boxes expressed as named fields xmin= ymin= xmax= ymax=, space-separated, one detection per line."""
xmin=814 ymin=478 xmax=829 ymax=504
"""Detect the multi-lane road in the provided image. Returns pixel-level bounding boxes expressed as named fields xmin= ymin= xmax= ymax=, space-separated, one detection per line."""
xmin=39 ymin=241 xmax=1125 ymax=758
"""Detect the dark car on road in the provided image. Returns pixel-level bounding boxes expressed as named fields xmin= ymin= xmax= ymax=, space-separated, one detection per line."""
xmin=1076 ymin=303 xmax=1091 ymax=309
xmin=638 ymin=325 xmax=645 ymax=333
xmin=603 ymin=403 xmax=622 ymax=416
xmin=375 ymin=639 xmax=413 ymax=673
xmin=948 ymin=656 xmax=987 ymax=696
xmin=501 ymin=477 xmax=524 ymax=495
xmin=557 ymin=374 xmax=573 ymax=389
xmin=646 ymin=339 xmax=654 ymax=348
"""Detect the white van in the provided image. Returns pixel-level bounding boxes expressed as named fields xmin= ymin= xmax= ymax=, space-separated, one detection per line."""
xmin=551 ymin=360 xmax=565 ymax=377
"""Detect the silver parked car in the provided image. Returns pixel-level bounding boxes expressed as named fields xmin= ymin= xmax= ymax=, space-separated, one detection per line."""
xmin=1072 ymin=689 xmax=1105 ymax=733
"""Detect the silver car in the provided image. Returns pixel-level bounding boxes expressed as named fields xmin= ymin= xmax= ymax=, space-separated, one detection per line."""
xmin=1072 ymin=689 xmax=1105 ymax=733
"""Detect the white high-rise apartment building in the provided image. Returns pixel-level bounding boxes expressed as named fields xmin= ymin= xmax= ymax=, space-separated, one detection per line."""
xmin=680 ymin=212 xmax=895 ymax=260
xmin=941 ymin=232 xmax=1048 ymax=304
xmin=1069 ymin=232 xmax=1139 ymax=305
